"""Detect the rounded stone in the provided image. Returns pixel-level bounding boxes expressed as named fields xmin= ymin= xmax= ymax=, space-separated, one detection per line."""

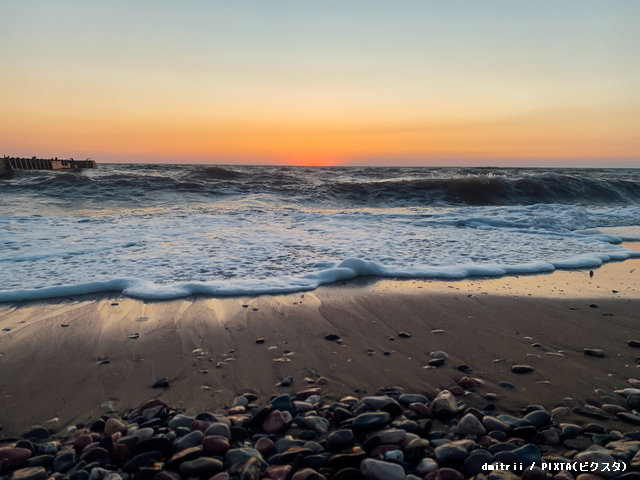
xmin=179 ymin=457 xmax=224 ymax=477
xmin=524 ymin=410 xmax=550 ymax=427
xmin=458 ymin=413 xmax=487 ymax=436
xmin=104 ymin=418 xmax=125 ymax=436
xmin=255 ymin=437 xmax=274 ymax=454
xmin=464 ymin=450 xmax=493 ymax=475
xmin=434 ymin=443 xmax=468 ymax=464
xmin=201 ymin=435 xmax=230 ymax=454
xmin=511 ymin=365 xmax=534 ymax=374
xmin=352 ymin=412 xmax=391 ymax=431
xmin=204 ymin=423 xmax=231 ymax=439
xmin=360 ymin=458 xmax=406 ymax=480
xmin=12 ymin=467 xmax=47 ymax=480
xmin=0 ymin=447 xmax=32 ymax=467
xmin=416 ymin=458 xmax=439 ymax=476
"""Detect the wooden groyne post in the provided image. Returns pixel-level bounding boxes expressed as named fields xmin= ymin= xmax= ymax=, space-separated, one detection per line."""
xmin=1 ymin=156 xmax=97 ymax=174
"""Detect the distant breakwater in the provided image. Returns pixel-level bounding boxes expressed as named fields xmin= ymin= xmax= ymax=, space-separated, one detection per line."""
xmin=1 ymin=156 xmax=97 ymax=174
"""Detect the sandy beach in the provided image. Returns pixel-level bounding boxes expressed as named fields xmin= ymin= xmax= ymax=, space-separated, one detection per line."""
xmin=1 ymin=244 xmax=639 ymax=440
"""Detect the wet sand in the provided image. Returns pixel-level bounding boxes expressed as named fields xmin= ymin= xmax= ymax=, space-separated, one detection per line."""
xmin=0 ymin=244 xmax=639 ymax=438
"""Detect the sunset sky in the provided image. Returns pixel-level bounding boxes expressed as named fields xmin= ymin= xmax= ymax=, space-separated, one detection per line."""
xmin=1 ymin=1 xmax=639 ymax=166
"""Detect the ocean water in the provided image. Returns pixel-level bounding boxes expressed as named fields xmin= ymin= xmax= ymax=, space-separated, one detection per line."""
xmin=1 ymin=164 xmax=640 ymax=301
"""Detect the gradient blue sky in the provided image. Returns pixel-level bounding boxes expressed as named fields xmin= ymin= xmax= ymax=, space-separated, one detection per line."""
xmin=1 ymin=1 xmax=639 ymax=165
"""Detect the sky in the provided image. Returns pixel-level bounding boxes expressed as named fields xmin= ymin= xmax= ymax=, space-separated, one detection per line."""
xmin=1 ymin=1 xmax=639 ymax=166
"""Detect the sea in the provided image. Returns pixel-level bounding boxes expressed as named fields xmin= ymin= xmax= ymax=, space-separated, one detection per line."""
xmin=1 ymin=164 xmax=640 ymax=302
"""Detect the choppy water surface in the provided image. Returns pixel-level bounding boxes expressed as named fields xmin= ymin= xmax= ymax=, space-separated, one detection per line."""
xmin=1 ymin=164 xmax=639 ymax=300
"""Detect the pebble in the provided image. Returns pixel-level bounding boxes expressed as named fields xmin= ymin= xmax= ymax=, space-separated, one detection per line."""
xmin=435 ymin=443 xmax=469 ymax=463
xmin=432 ymin=390 xmax=459 ymax=416
xmin=353 ymin=412 xmax=391 ymax=431
xmin=584 ymin=348 xmax=605 ymax=357
xmin=12 ymin=467 xmax=47 ymax=480
xmin=5 ymin=371 xmax=640 ymax=480
xmin=152 ymin=378 xmax=169 ymax=389
xmin=360 ymin=458 xmax=405 ymax=480
xmin=511 ymin=365 xmax=534 ymax=374
xmin=458 ymin=413 xmax=486 ymax=436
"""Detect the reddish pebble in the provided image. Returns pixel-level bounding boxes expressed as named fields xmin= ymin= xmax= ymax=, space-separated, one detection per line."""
xmin=190 ymin=420 xmax=211 ymax=432
xmin=266 ymin=465 xmax=291 ymax=480
xmin=477 ymin=436 xmax=492 ymax=447
xmin=296 ymin=388 xmax=321 ymax=399
xmin=457 ymin=377 xmax=485 ymax=389
xmin=228 ymin=406 xmax=245 ymax=415
xmin=104 ymin=418 xmax=125 ymax=436
xmin=111 ymin=432 xmax=122 ymax=443
xmin=409 ymin=403 xmax=432 ymax=417
xmin=202 ymin=435 xmax=230 ymax=454
xmin=448 ymin=386 xmax=464 ymax=396
xmin=316 ymin=377 xmax=329 ymax=385
xmin=255 ymin=437 xmax=275 ymax=454
xmin=138 ymin=399 xmax=169 ymax=416
xmin=68 ymin=435 xmax=93 ymax=450
xmin=0 ymin=447 xmax=32 ymax=467
xmin=263 ymin=410 xmax=286 ymax=433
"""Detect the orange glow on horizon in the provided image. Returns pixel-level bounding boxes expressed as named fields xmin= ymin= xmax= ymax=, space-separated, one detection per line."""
xmin=1 ymin=105 xmax=638 ymax=166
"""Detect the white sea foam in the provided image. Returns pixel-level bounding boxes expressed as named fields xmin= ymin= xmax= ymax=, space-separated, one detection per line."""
xmin=1 ymin=202 xmax=640 ymax=301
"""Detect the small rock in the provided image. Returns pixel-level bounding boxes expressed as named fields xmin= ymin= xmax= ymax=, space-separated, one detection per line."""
xmin=324 ymin=334 xmax=340 ymax=341
xmin=255 ymin=437 xmax=274 ymax=454
xmin=416 ymin=458 xmax=439 ymax=475
xmin=584 ymin=349 xmax=605 ymax=357
xmin=152 ymin=378 xmax=169 ymax=389
xmin=263 ymin=410 xmax=286 ymax=433
xmin=12 ymin=467 xmax=47 ymax=480
xmin=511 ymin=365 xmax=534 ymax=374
xmin=360 ymin=458 xmax=406 ymax=480
xmin=458 ymin=413 xmax=487 ymax=436
xmin=104 ymin=418 xmax=125 ymax=436
xmin=0 ymin=447 xmax=32 ymax=467
xmin=432 ymin=390 xmax=459 ymax=416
